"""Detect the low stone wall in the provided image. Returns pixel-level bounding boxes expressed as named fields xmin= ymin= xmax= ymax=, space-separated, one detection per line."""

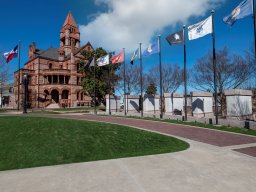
xmin=191 ymin=92 xmax=213 ymax=118
xmin=106 ymin=95 xmax=120 ymax=112
xmin=163 ymin=114 xmax=256 ymax=130
xmin=164 ymin=93 xmax=183 ymax=114
xmin=143 ymin=95 xmax=160 ymax=112
xmin=224 ymin=89 xmax=253 ymax=117
xmin=124 ymin=95 xmax=140 ymax=112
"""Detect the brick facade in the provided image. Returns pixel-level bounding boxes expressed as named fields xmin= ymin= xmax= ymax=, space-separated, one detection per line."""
xmin=14 ymin=12 xmax=92 ymax=109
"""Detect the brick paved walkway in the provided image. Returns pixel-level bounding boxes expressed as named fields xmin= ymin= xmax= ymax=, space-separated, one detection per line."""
xmin=234 ymin=146 xmax=256 ymax=157
xmin=30 ymin=114 xmax=256 ymax=149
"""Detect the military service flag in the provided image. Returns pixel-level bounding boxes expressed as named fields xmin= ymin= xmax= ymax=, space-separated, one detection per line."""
xmin=84 ymin=57 xmax=95 ymax=68
xmin=142 ymin=41 xmax=159 ymax=57
xmin=111 ymin=51 xmax=124 ymax=64
xmin=130 ymin=48 xmax=139 ymax=64
xmin=188 ymin=15 xmax=212 ymax=40
xmin=96 ymin=54 xmax=110 ymax=66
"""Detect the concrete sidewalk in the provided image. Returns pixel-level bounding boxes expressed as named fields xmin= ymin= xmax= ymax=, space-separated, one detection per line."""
xmin=0 ymin=139 xmax=255 ymax=192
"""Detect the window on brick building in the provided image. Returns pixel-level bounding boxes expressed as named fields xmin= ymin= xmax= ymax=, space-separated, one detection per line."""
xmin=77 ymin=63 xmax=80 ymax=72
xmin=49 ymin=63 xmax=53 ymax=69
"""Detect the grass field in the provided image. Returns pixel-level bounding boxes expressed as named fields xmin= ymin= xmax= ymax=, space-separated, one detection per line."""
xmin=0 ymin=116 xmax=189 ymax=171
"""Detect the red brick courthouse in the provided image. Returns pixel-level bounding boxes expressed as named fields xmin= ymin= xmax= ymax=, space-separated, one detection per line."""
xmin=14 ymin=12 xmax=92 ymax=109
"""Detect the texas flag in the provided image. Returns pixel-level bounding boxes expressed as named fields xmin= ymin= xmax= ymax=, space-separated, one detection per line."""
xmin=4 ymin=45 xmax=18 ymax=63
xmin=111 ymin=51 xmax=124 ymax=64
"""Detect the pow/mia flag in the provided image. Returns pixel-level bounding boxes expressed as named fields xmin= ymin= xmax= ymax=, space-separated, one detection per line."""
xmin=166 ymin=30 xmax=184 ymax=46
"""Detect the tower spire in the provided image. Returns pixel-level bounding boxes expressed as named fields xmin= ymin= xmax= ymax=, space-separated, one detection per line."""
xmin=62 ymin=11 xmax=78 ymax=29
xmin=60 ymin=12 xmax=80 ymax=56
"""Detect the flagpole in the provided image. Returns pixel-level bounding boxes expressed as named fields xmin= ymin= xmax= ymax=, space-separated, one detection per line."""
xmin=18 ymin=40 xmax=21 ymax=111
xmin=183 ymin=25 xmax=188 ymax=121
xmin=139 ymin=43 xmax=143 ymax=117
xmin=93 ymin=57 xmax=97 ymax=115
xmin=158 ymin=35 xmax=163 ymax=119
xmin=212 ymin=10 xmax=218 ymax=125
xmin=123 ymin=48 xmax=127 ymax=116
xmin=253 ymin=0 xmax=256 ymax=59
xmin=108 ymin=53 xmax=112 ymax=115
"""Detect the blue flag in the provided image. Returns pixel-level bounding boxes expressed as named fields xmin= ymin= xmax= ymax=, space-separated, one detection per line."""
xmin=142 ymin=41 xmax=159 ymax=57
xmin=223 ymin=0 xmax=253 ymax=26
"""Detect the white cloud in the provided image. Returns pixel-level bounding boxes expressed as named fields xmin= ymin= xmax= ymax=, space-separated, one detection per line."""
xmin=79 ymin=0 xmax=225 ymax=53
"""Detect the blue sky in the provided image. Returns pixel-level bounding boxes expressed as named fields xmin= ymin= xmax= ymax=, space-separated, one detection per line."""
xmin=0 ymin=0 xmax=254 ymax=92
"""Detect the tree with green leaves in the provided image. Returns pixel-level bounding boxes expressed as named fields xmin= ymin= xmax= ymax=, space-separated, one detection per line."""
xmin=79 ymin=47 xmax=120 ymax=105
xmin=146 ymin=82 xmax=157 ymax=95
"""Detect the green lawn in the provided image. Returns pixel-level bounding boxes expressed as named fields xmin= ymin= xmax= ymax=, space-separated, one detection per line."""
xmin=121 ymin=116 xmax=256 ymax=137
xmin=0 ymin=116 xmax=189 ymax=171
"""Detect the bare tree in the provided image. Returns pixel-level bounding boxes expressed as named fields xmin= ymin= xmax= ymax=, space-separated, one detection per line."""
xmin=116 ymin=64 xmax=150 ymax=96
xmin=240 ymin=46 xmax=256 ymax=89
xmin=191 ymin=47 xmax=256 ymax=114
xmin=148 ymin=64 xmax=184 ymax=94
xmin=0 ymin=50 xmax=11 ymax=108
xmin=0 ymin=50 xmax=10 ymax=85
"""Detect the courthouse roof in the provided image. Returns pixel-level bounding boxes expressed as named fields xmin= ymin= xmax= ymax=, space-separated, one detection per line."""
xmin=38 ymin=48 xmax=59 ymax=60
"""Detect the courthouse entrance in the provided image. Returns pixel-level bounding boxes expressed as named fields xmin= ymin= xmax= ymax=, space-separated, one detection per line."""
xmin=51 ymin=89 xmax=59 ymax=103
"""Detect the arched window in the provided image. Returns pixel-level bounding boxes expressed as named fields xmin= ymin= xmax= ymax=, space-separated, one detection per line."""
xmin=49 ymin=63 xmax=53 ymax=69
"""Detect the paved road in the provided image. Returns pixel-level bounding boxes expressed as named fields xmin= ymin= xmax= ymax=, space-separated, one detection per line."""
xmin=0 ymin=113 xmax=256 ymax=192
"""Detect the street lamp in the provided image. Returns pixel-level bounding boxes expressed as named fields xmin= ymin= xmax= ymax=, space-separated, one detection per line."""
xmin=23 ymin=74 xmax=28 ymax=114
